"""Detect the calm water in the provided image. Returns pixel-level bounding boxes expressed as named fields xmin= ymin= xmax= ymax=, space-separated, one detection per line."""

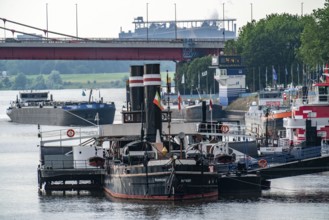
xmin=1 ymin=89 xmax=329 ymax=220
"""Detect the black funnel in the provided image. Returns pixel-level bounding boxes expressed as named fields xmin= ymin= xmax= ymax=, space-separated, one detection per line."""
xmin=143 ymin=64 xmax=162 ymax=142
xmin=129 ymin=65 xmax=144 ymax=111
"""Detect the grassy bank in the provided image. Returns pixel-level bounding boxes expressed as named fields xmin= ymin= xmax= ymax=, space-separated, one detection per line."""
xmin=225 ymin=95 xmax=258 ymax=111
xmin=6 ymin=71 xmax=176 ymax=89
xmin=60 ymin=72 xmax=129 ymax=88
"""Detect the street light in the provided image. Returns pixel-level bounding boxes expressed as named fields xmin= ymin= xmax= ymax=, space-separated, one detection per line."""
xmin=46 ymin=3 xmax=48 ymax=38
xmin=174 ymin=3 xmax=177 ymax=39
xmin=222 ymin=3 xmax=225 ymax=41
xmin=3 ymin=18 xmax=6 ymax=39
xmin=250 ymin=3 xmax=253 ymax=22
xmin=75 ymin=3 xmax=78 ymax=37
xmin=146 ymin=3 xmax=149 ymax=41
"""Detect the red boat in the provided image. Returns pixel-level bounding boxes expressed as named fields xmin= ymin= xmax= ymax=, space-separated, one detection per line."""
xmin=284 ymin=82 xmax=329 ymax=144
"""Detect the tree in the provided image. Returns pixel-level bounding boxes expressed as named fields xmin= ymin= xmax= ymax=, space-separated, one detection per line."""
xmin=299 ymin=1 xmax=329 ymax=66
xmin=32 ymin=74 xmax=47 ymax=90
xmin=47 ymin=70 xmax=63 ymax=89
xmin=12 ymin=73 xmax=27 ymax=90
xmin=234 ymin=14 xmax=306 ymax=89
xmin=2 ymin=77 xmax=12 ymax=88
xmin=175 ymin=56 xmax=212 ymax=94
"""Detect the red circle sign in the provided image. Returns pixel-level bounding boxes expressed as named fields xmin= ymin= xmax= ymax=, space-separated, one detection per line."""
xmin=67 ymin=129 xmax=75 ymax=137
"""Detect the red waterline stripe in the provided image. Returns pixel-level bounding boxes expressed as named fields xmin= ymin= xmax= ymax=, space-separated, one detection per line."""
xmin=104 ymin=187 xmax=218 ymax=201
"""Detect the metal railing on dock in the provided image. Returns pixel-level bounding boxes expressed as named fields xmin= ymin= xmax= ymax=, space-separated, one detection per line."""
xmin=39 ymin=126 xmax=99 ymax=146
xmin=42 ymin=159 xmax=104 ymax=170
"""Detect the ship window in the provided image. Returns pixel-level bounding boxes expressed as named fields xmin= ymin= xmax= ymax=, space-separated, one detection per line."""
xmin=318 ymin=86 xmax=328 ymax=102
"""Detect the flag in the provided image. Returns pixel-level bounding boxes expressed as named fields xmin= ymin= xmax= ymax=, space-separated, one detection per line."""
xmin=181 ymin=74 xmax=185 ymax=84
xmin=178 ymin=91 xmax=182 ymax=111
xmin=202 ymin=71 xmax=208 ymax=77
xmin=272 ymin=66 xmax=277 ymax=81
xmin=153 ymin=91 xmax=164 ymax=111
xmin=209 ymin=98 xmax=213 ymax=111
xmin=285 ymin=67 xmax=288 ymax=75
xmin=325 ymin=63 xmax=329 ymax=83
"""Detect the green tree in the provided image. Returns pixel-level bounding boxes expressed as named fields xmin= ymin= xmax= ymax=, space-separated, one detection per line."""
xmin=2 ymin=77 xmax=12 ymax=88
xmin=299 ymin=1 xmax=329 ymax=66
xmin=47 ymin=70 xmax=63 ymax=89
xmin=175 ymin=56 xmax=212 ymax=94
xmin=32 ymin=74 xmax=47 ymax=90
xmin=234 ymin=14 xmax=306 ymax=89
xmin=12 ymin=73 xmax=27 ymax=90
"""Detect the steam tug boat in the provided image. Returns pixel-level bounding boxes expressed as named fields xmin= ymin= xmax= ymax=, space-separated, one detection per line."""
xmin=103 ymin=64 xmax=219 ymax=201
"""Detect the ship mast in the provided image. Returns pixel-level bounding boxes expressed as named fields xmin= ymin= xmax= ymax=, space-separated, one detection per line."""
xmin=166 ymin=71 xmax=172 ymax=152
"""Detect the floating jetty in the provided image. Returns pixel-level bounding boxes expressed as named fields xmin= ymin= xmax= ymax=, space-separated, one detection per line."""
xmin=38 ymin=167 xmax=105 ymax=192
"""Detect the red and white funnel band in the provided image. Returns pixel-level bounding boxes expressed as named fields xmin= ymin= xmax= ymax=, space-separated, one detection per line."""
xmin=143 ymin=74 xmax=161 ymax=86
xmin=129 ymin=76 xmax=144 ymax=87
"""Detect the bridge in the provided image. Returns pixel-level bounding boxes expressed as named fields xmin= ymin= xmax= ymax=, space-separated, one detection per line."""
xmin=0 ymin=38 xmax=223 ymax=61
xmin=0 ymin=17 xmax=227 ymax=61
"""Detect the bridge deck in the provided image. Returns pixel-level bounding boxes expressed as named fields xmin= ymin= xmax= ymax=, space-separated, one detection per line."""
xmin=0 ymin=38 xmax=223 ymax=60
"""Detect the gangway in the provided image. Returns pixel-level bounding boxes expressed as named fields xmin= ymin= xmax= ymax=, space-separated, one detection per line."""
xmin=248 ymin=155 xmax=329 ymax=180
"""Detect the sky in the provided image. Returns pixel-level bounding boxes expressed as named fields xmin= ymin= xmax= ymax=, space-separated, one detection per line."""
xmin=0 ymin=0 xmax=326 ymax=39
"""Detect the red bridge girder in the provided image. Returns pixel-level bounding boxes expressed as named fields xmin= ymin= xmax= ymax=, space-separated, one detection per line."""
xmin=0 ymin=46 xmax=220 ymax=61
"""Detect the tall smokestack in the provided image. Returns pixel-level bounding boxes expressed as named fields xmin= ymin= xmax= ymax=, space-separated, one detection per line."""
xmin=143 ymin=63 xmax=162 ymax=142
xmin=129 ymin=65 xmax=144 ymax=111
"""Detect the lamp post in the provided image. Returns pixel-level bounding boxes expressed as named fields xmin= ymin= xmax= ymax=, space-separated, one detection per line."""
xmin=46 ymin=3 xmax=48 ymax=38
xmin=222 ymin=3 xmax=225 ymax=41
xmin=174 ymin=3 xmax=177 ymax=39
xmin=250 ymin=3 xmax=253 ymax=22
xmin=3 ymin=18 xmax=6 ymax=39
xmin=75 ymin=3 xmax=78 ymax=37
xmin=301 ymin=2 xmax=304 ymax=16
xmin=146 ymin=3 xmax=149 ymax=41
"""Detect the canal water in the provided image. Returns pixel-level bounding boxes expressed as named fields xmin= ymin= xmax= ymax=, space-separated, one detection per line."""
xmin=0 ymin=89 xmax=329 ymax=220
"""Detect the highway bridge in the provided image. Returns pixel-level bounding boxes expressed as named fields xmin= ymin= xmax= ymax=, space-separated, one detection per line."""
xmin=0 ymin=38 xmax=224 ymax=61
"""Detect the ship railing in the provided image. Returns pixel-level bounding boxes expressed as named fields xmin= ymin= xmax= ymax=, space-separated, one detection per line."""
xmin=321 ymin=139 xmax=329 ymax=155
xmin=42 ymin=159 xmax=103 ymax=170
xmin=278 ymin=138 xmax=290 ymax=148
xmin=39 ymin=126 xmax=99 ymax=146
xmin=196 ymin=122 xmax=250 ymax=137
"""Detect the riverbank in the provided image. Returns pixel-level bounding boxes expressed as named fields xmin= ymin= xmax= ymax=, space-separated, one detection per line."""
xmin=224 ymin=94 xmax=257 ymax=111
xmin=1 ymin=71 xmax=178 ymax=90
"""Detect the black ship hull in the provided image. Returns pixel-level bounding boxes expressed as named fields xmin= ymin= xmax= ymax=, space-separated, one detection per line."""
xmin=104 ymin=161 xmax=218 ymax=201
xmin=6 ymin=103 xmax=115 ymax=126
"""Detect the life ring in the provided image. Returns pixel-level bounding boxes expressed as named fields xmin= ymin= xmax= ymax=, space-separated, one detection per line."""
xmin=221 ymin=125 xmax=229 ymax=133
xmin=67 ymin=129 xmax=75 ymax=138
xmin=258 ymin=159 xmax=268 ymax=168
